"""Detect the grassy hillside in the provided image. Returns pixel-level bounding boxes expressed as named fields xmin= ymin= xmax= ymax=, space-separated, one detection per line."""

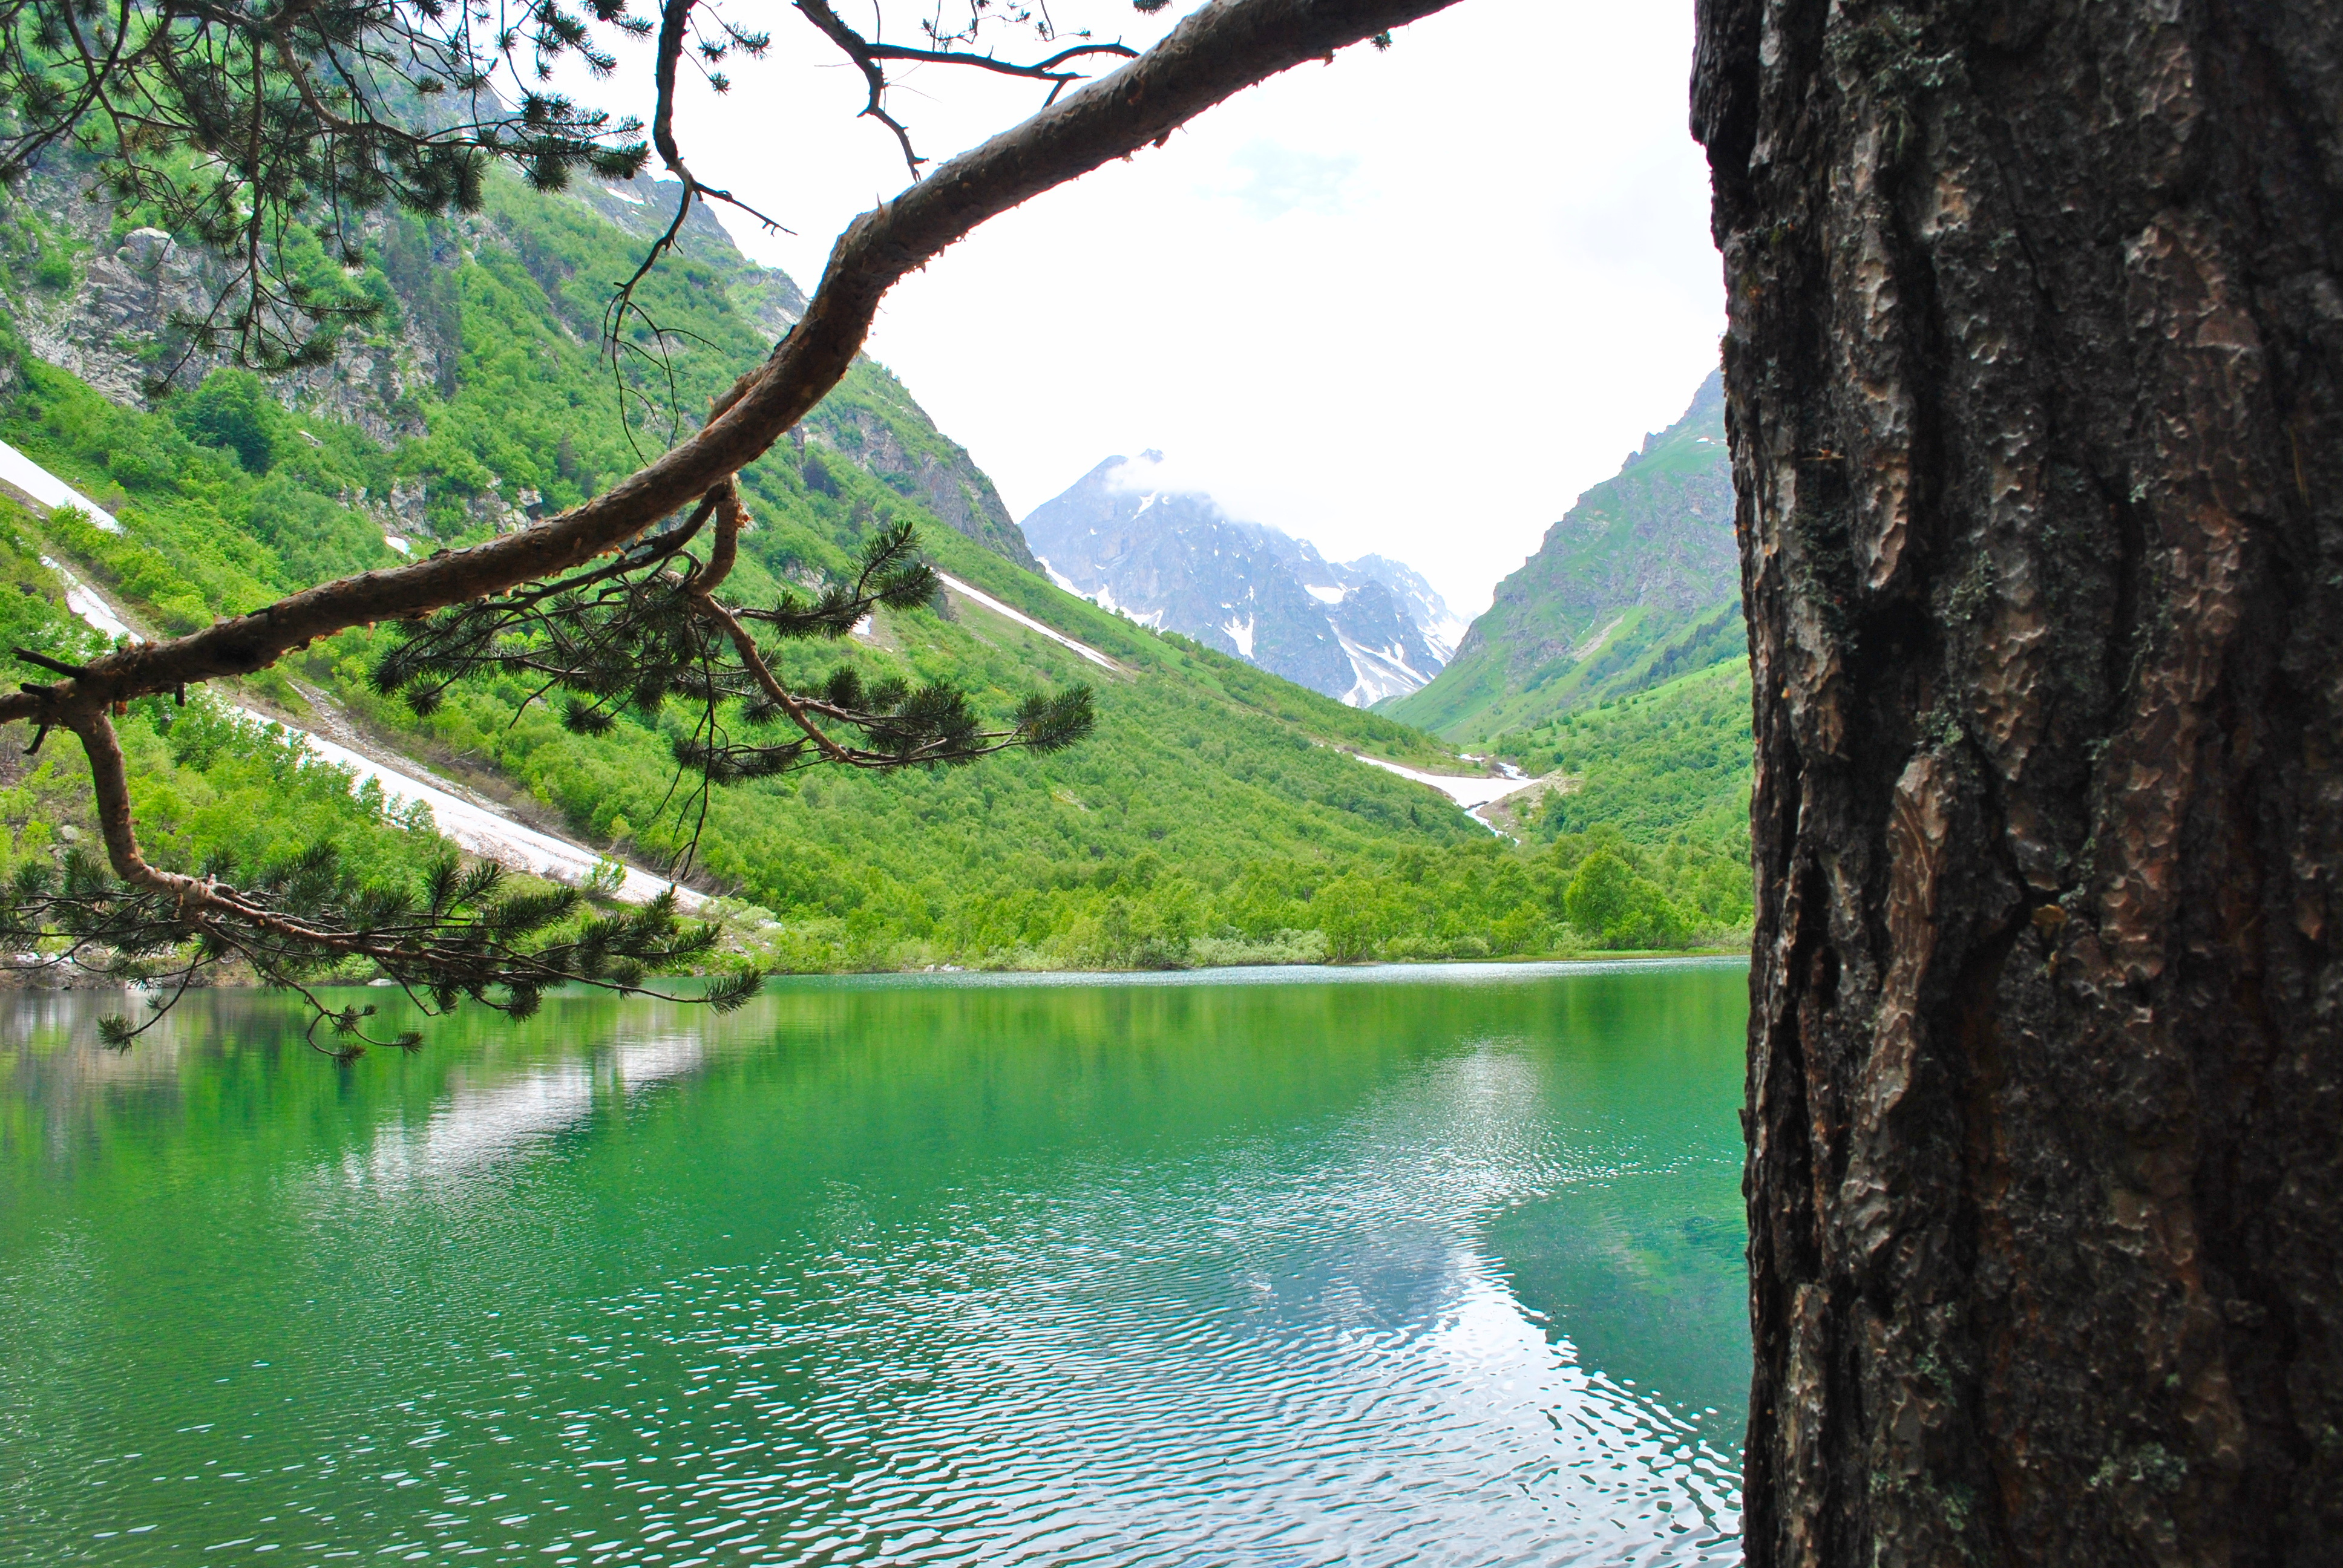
xmin=0 ymin=505 xmax=464 ymax=924
xmin=1387 ymin=372 xmax=1742 ymax=745
xmin=1519 ymin=659 xmax=1755 ymax=847
xmin=0 ymin=168 xmax=1753 ymax=965
xmin=1509 ymin=659 xmax=1756 ymax=949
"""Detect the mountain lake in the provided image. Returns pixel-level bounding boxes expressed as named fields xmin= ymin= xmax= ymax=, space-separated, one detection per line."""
xmin=0 ymin=960 xmax=1749 ymax=1566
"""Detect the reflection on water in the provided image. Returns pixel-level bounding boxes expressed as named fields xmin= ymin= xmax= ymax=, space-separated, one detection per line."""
xmin=355 ymin=1033 xmax=706 ymax=1186
xmin=0 ymin=961 xmax=1749 ymax=1566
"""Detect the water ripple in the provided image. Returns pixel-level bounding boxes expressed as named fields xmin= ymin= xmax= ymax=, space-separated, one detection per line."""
xmin=1 ymin=972 xmax=1749 ymax=1567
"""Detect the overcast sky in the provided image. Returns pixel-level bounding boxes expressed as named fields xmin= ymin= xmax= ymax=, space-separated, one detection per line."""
xmin=585 ymin=0 xmax=1722 ymax=613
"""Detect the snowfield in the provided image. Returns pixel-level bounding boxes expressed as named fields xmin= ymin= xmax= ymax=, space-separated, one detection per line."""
xmin=1350 ymin=754 xmax=1525 ymax=810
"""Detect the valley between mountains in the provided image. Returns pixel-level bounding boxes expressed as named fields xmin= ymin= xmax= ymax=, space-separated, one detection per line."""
xmin=0 ymin=157 xmax=1754 ymax=972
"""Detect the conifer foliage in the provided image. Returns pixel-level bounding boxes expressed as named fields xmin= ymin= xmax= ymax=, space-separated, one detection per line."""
xmin=372 ymin=491 xmax=1095 ymax=875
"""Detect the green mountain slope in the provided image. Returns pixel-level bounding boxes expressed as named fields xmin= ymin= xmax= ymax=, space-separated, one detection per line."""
xmin=1488 ymin=659 xmax=1757 ymax=949
xmin=1519 ymin=658 xmax=1755 ymax=849
xmin=1386 ymin=371 xmax=1740 ymax=744
xmin=0 ymin=162 xmax=1751 ymax=964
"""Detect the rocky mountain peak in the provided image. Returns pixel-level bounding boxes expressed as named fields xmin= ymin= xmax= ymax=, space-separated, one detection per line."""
xmin=1019 ymin=455 xmax=1461 ymax=707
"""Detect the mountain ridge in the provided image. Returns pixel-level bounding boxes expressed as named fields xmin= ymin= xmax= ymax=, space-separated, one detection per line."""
xmin=1020 ymin=454 xmax=1465 ymax=707
xmin=1384 ymin=370 xmax=1741 ymax=744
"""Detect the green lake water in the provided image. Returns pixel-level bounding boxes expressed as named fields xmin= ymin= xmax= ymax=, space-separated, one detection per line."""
xmin=0 ymin=959 xmax=1749 ymax=1566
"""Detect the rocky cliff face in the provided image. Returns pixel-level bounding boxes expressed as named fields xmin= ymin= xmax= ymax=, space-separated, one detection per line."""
xmin=798 ymin=374 xmax=1038 ymax=572
xmin=1343 ymin=554 xmax=1472 ymax=664
xmin=1020 ymin=455 xmax=1462 ymax=705
xmin=1385 ymin=370 xmax=1743 ymax=743
xmin=0 ymin=160 xmax=1035 ymax=567
xmin=2 ymin=174 xmax=450 ymax=446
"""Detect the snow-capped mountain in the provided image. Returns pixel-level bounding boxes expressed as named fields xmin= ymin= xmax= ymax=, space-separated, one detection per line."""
xmin=1020 ymin=454 xmax=1466 ymax=706
xmin=1341 ymin=553 xmax=1474 ymax=664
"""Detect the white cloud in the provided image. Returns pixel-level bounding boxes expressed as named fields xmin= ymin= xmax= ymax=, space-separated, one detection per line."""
xmin=563 ymin=0 xmax=1723 ymax=616
xmin=1098 ymin=449 xmax=1220 ymax=499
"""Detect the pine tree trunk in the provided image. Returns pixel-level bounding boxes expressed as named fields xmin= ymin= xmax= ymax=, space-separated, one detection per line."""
xmin=1692 ymin=1 xmax=2343 ymax=1561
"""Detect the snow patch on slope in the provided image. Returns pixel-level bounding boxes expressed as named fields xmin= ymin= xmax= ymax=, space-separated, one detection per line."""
xmin=1348 ymin=753 xmax=1566 ymax=838
xmin=1 ymin=438 xmax=125 ymax=533
xmin=30 ymin=507 xmax=695 ymax=906
xmin=39 ymin=557 xmax=134 ymax=641
xmin=1420 ymin=612 xmax=1472 ymax=665
xmin=1336 ymin=632 xmax=1431 ymax=707
xmin=1349 ymin=754 xmax=1523 ymax=811
xmin=1034 ymin=555 xmax=1084 ymax=595
xmin=933 ymin=572 xmax=1120 ymax=671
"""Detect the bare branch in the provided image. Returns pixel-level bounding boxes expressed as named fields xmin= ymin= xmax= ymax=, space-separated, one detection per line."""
xmin=863 ymin=37 xmax=1138 ymax=80
xmin=795 ymin=0 xmax=928 ymax=175
xmin=789 ymin=0 xmax=1136 ymax=176
xmin=601 ymin=0 xmax=790 ymax=362
xmin=70 ymin=707 xmax=211 ymax=909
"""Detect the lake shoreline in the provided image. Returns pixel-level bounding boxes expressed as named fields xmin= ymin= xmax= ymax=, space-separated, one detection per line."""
xmin=0 ymin=945 xmax=1757 ymax=996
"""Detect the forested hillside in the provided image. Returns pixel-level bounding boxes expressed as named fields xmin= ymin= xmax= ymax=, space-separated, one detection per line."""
xmin=1520 ymin=659 xmax=1754 ymax=849
xmin=0 ymin=158 xmax=1752 ymax=964
xmin=1374 ymin=370 xmax=1755 ymax=946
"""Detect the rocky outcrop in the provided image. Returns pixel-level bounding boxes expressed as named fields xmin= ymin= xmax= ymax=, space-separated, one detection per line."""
xmin=1 ymin=165 xmax=450 ymax=443
xmin=804 ymin=399 xmax=1038 ymax=571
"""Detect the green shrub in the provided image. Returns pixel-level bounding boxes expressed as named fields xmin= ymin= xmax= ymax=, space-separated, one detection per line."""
xmin=170 ymin=369 xmax=284 ymax=474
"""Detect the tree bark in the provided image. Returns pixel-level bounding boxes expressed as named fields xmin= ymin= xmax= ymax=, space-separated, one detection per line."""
xmin=1693 ymin=1 xmax=2343 ymax=1563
